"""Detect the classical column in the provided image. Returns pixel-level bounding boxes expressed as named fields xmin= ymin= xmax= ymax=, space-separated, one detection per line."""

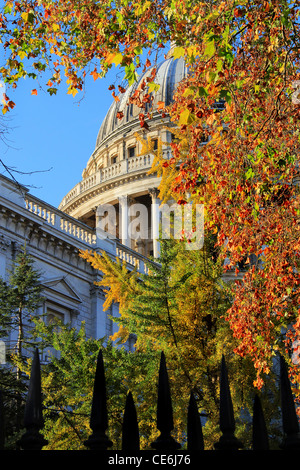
xmin=90 ymin=284 xmax=107 ymax=339
xmin=149 ymin=188 xmax=160 ymax=258
xmin=118 ymin=195 xmax=130 ymax=247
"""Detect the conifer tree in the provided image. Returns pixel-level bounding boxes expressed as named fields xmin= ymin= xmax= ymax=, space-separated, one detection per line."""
xmin=0 ymin=247 xmax=44 ymax=447
xmin=0 ymin=248 xmax=44 ymax=371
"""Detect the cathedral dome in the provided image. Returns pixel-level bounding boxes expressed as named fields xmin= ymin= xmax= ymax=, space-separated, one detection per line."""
xmin=59 ymin=54 xmax=187 ymax=255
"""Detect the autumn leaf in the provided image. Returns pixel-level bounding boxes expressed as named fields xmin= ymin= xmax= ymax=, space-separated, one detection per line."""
xmin=18 ymin=50 xmax=27 ymax=60
xmin=204 ymin=40 xmax=215 ymax=58
xmin=106 ymin=52 xmax=123 ymax=66
xmin=112 ymin=91 xmax=120 ymax=102
xmin=179 ymin=109 xmax=194 ymax=126
xmin=67 ymin=86 xmax=78 ymax=97
xmin=206 ymin=113 xmax=216 ymax=125
xmin=90 ymin=69 xmax=100 ymax=81
xmin=172 ymin=47 xmax=185 ymax=59
xmin=157 ymin=101 xmax=165 ymax=111
xmin=31 ymin=89 xmax=38 ymax=95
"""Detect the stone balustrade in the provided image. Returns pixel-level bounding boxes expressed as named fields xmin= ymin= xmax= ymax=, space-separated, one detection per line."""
xmin=25 ymin=195 xmax=97 ymax=246
xmin=116 ymin=244 xmax=149 ymax=274
xmin=24 ymin=195 xmax=150 ymax=274
xmin=59 ymin=154 xmax=154 ymax=210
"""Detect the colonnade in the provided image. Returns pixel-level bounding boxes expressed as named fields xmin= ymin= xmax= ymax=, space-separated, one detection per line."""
xmin=96 ymin=188 xmax=161 ymax=259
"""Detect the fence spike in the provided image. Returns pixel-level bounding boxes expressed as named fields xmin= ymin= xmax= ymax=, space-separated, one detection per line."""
xmin=151 ymin=352 xmax=181 ymax=451
xmin=17 ymin=348 xmax=48 ymax=450
xmin=84 ymin=349 xmax=113 ymax=450
xmin=214 ymin=355 xmax=243 ymax=450
xmin=122 ymin=391 xmax=140 ymax=451
xmin=252 ymin=394 xmax=269 ymax=450
xmin=279 ymin=355 xmax=300 ymax=450
xmin=187 ymin=392 xmax=204 ymax=451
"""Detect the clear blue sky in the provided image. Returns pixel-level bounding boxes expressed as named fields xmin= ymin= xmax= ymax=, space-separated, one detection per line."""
xmin=0 ymin=65 xmax=120 ymax=208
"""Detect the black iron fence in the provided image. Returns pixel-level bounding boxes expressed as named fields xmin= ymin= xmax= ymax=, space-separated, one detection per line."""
xmin=1 ymin=349 xmax=300 ymax=451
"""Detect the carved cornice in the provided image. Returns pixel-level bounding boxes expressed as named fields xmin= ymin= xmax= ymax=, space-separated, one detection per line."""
xmin=63 ymin=170 xmax=159 ymax=215
xmin=0 ymin=234 xmax=11 ymax=252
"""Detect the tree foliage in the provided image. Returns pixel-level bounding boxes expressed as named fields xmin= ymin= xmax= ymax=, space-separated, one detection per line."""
xmin=81 ymin=238 xmax=282 ymax=449
xmin=0 ymin=247 xmax=45 ymax=447
xmin=25 ymin=319 xmax=170 ymax=450
xmin=0 ymin=248 xmax=44 ymax=363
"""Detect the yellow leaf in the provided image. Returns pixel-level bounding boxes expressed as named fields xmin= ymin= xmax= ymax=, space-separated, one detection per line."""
xmin=187 ymin=45 xmax=198 ymax=58
xmin=183 ymin=87 xmax=194 ymax=97
xmin=21 ymin=12 xmax=28 ymax=22
xmin=18 ymin=50 xmax=27 ymax=60
xmin=179 ymin=109 xmax=194 ymax=126
xmin=148 ymin=82 xmax=160 ymax=92
xmin=67 ymin=86 xmax=78 ymax=97
xmin=106 ymin=52 xmax=123 ymax=66
xmin=172 ymin=47 xmax=185 ymax=59
xmin=135 ymin=0 xmax=151 ymax=16
xmin=52 ymin=23 xmax=60 ymax=32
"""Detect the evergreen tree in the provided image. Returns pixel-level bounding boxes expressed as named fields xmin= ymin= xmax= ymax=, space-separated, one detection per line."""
xmin=0 ymin=247 xmax=45 ymax=447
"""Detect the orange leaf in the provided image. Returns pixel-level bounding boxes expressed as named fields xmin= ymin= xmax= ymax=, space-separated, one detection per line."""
xmin=112 ymin=91 xmax=120 ymax=102
xmin=31 ymin=89 xmax=38 ymax=96
xmin=206 ymin=113 xmax=215 ymax=125
xmin=90 ymin=69 xmax=99 ymax=81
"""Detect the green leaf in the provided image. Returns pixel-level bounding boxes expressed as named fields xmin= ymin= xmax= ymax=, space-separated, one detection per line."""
xmin=183 ymin=87 xmax=194 ymax=97
xmin=219 ymin=89 xmax=231 ymax=103
xmin=245 ymin=168 xmax=254 ymax=180
xmin=148 ymin=82 xmax=160 ymax=92
xmin=204 ymin=40 xmax=215 ymax=58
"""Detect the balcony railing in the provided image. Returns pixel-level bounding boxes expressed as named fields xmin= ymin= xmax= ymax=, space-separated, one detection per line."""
xmin=25 ymin=195 xmax=97 ymax=246
xmin=24 ymin=194 xmax=150 ymax=274
xmin=59 ymin=154 xmax=155 ymax=210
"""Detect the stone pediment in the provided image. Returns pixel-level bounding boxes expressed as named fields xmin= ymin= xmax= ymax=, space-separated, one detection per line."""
xmin=42 ymin=277 xmax=82 ymax=304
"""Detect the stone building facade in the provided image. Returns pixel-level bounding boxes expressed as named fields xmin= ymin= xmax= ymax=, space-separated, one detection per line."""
xmin=0 ymin=55 xmax=187 ymax=354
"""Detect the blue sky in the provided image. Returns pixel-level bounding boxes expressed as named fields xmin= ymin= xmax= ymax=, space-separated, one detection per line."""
xmin=0 ymin=65 xmax=119 ymax=208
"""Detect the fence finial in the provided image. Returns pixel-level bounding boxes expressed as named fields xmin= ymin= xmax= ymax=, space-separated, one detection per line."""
xmin=187 ymin=392 xmax=204 ymax=451
xmin=151 ymin=352 xmax=181 ymax=451
xmin=279 ymin=355 xmax=300 ymax=450
xmin=122 ymin=391 xmax=140 ymax=451
xmin=84 ymin=349 xmax=113 ymax=450
xmin=17 ymin=348 xmax=48 ymax=450
xmin=214 ymin=355 xmax=243 ymax=450
xmin=252 ymin=394 xmax=269 ymax=450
